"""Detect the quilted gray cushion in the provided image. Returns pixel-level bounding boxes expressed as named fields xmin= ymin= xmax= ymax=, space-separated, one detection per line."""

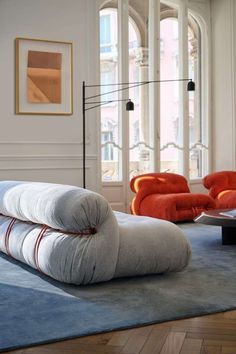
xmin=0 ymin=181 xmax=113 ymax=233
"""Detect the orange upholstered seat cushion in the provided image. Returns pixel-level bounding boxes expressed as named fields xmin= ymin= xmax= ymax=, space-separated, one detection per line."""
xmin=139 ymin=193 xmax=215 ymax=222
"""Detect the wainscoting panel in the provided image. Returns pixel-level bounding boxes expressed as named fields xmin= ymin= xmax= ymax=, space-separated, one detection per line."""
xmin=0 ymin=142 xmax=98 ymax=191
xmin=102 ymin=184 xmax=128 ymax=212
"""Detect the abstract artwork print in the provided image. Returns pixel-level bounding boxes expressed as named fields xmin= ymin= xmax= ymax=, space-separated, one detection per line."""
xmin=27 ymin=50 xmax=62 ymax=104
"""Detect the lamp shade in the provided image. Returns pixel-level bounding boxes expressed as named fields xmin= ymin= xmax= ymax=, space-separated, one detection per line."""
xmin=126 ymin=100 xmax=134 ymax=111
xmin=187 ymin=80 xmax=195 ymax=91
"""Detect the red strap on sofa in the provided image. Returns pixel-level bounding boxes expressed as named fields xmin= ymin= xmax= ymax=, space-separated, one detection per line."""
xmin=34 ymin=225 xmax=48 ymax=273
xmin=4 ymin=217 xmax=17 ymax=257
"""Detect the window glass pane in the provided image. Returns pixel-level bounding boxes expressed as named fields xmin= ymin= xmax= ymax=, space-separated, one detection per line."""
xmin=160 ymin=17 xmax=181 ymax=174
xmin=188 ymin=21 xmax=204 ymax=178
xmin=100 ymin=15 xmax=111 ymax=45
xmin=100 ymin=8 xmax=121 ymax=181
xmin=129 ymin=19 xmax=151 ymax=179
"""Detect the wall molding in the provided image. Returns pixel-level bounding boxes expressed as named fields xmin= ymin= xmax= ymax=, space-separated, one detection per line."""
xmin=0 ymin=154 xmax=97 ymax=161
xmin=0 ymin=141 xmax=81 ymax=145
xmin=0 ymin=155 xmax=97 ymax=177
xmin=0 ymin=164 xmax=94 ymax=171
xmin=0 ymin=166 xmax=82 ymax=171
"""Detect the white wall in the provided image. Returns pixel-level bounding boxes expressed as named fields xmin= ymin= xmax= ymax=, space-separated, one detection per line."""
xmin=0 ymin=0 xmax=100 ymax=191
xmin=211 ymin=0 xmax=236 ymax=171
xmin=1 ymin=0 xmax=234 ymax=196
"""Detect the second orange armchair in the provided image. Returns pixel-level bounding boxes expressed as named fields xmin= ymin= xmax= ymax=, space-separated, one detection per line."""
xmin=130 ymin=173 xmax=215 ymax=222
xmin=203 ymin=171 xmax=236 ymax=209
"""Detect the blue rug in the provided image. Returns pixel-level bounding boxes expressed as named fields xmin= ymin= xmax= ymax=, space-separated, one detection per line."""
xmin=1 ymin=223 xmax=236 ymax=352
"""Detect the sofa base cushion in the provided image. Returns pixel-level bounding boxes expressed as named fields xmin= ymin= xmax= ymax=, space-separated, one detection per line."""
xmin=139 ymin=193 xmax=215 ymax=222
xmin=114 ymin=212 xmax=191 ymax=277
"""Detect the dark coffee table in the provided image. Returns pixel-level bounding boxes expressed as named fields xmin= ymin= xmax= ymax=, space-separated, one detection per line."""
xmin=194 ymin=209 xmax=236 ymax=245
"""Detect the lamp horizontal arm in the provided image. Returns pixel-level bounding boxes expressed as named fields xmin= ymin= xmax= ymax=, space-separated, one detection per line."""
xmin=85 ymin=78 xmax=193 ymax=100
xmin=86 ymin=82 xmax=147 ymax=100
xmin=85 ymin=98 xmax=131 ymax=111
xmin=85 ymin=99 xmax=130 ymax=104
xmin=85 ymin=78 xmax=192 ymax=88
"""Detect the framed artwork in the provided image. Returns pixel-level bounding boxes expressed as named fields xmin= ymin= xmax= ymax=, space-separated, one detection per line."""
xmin=15 ymin=37 xmax=73 ymax=115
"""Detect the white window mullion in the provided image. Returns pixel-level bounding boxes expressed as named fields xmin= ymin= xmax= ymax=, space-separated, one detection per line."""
xmin=178 ymin=0 xmax=189 ymax=179
xmin=200 ymin=13 xmax=211 ymax=176
xmin=148 ymin=0 xmax=160 ymax=172
xmin=118 ymin=0 xmax=129 ymax=208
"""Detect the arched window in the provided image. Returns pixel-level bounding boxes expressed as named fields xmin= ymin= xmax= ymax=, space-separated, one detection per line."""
xmin=159 ymin=11 xmax=206 ymax=178
xmin=99 ymin=1 xmax=209 ymax=203
xmin=100 ymin=8 xmax=143 ymax=181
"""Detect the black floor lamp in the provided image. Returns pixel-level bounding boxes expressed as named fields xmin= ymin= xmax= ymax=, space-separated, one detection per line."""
xmin=82 ymin=79 xmax=195 ymax=189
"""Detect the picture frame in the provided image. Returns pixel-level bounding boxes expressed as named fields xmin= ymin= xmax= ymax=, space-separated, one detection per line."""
xmin=15 ymin=37 xmax=73 ymax=115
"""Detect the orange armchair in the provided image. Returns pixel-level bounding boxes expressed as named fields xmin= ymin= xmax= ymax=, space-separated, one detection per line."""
xmin=130 ymin=173 xmax=215 ymax=222
xmin=203 ymin=171 xmax=236 ymax=208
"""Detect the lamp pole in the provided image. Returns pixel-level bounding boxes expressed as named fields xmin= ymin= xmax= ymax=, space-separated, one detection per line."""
xmin=82 ymin=81 xmax=86 ymax=189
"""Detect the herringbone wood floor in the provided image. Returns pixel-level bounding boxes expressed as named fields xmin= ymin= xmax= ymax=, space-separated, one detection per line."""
xmin=5 ymin=310 xmax=236 ymax=354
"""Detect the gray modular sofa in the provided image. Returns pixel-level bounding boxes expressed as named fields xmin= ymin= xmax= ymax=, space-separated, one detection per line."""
xmin=0 ymin=181 xmax=191 ymax=284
